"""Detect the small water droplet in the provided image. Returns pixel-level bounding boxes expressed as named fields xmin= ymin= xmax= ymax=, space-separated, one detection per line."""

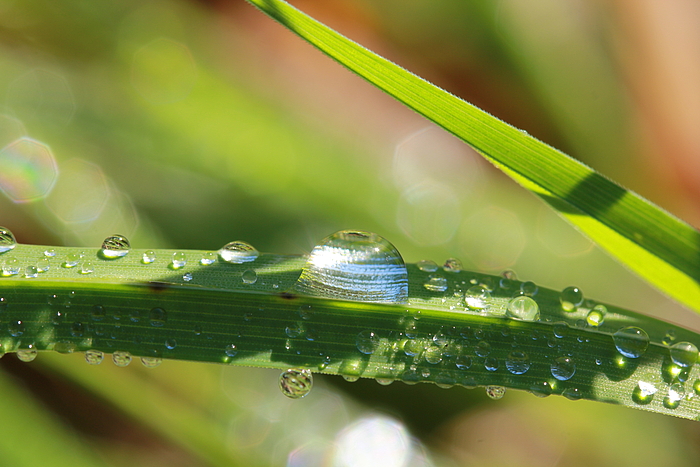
xmin=417 ymin=260 xmax=438 ymax=272
xmin=37 ymin=257 xmax=50 ymax=272
xmin=559 ymin=286 xmax=583 ymax=312
xmin=171 ymin=252 xmax=186 ymax=269
xmin=485 ymin=386 xmax=506 ymax=400
xmin=613 ymin=326 xmax=649 ymax=359
xmin=553 ymin=322 xmax=568 ymax=339
xmin=92 ymin=304 xmax=106 ymax=321
xmin=423 ymin=275 xmax=448 ymax=292
xmin=44 ymin=248 xmax=56 ymax=257
xmin=218 ymin=241 xmax=259 ymax=264
xmin=8 ymin=320 xmax=24 ymax=337
xmin=662 ymin=329 xmax=677 ymax=346
xmin=0 ymin=227 xmax=17 ymax=254
xmin=182 ymin=272 xmax=193 ymax=282
xmin=442 ymin=258 xmax=462 ymax=273
xmin=142 ymin=250 xmax=156 ymax=264
xmin=520 ymin=281 xmax=538 ymax=296
xmin=551 ymin=356 xmax=576 ymax=381
xmin=670 ymin=341 xmax=698 ymax=368
xmin=663 ymin=383 xmax=684 ymax=409
xmin=455 ymin=355 xmax=472 ymax=369
xmin=241 ymin=269 xmax=257 ymax=284
xmin=285 ymin=323 xmax=304 ymax=338
xmin=484 ymin=357 xmax=499 ymax=371
xmin=632 ymin=381 xmax=657 ymax=405
xmin=505 ymin=351 xmax=531 ymax=374
xmin=85 ymin=349 xmax=104 ymax=365
xmin=112 ymin=351 xmax=132 ymax=367
xmin=141 ymin=356 xmax=162 ymax=368
xmin=465 ymin=286 xmax=490 ymax=310
xmin=506 ymin=296 xmax=540 ymax=321
xmin=225 ymin=344 xmax=238 ymax=358
xmin=2 ymin=257 xmax=19 ymax=276
xmin=529 ymin=381 xmax=553 ymax=398
xmin=586 ymin=304 xmax=606 ymax=327
xmin=79 ymin=261 xmax=94 ymax=275
xmin=403 ymin=338 xmax=423 ymax=357
xmin=165 ymin=339 xmax=177 ymax=350
xmin=200 ymin=252 xmax=216 ymax=265
xmin=63 ymin=253 xmax=80 ymax=268
xmin=279 ymin=368 xmax=313 ymax=399
xmin=475 ymin=340 xmax=491 ymax=357
xmin=356 ymin=330 xmax=380 ymax=354
xmin=149 ymin=307 xmax=167 ymax=326
xmin=17 ymin=349 xmax=37 ymax=362
xmin=298 ymin=304 xmax=313 ymax=320
xmin=71 ymin=322 xmax=84 ymax=337
xmin=424 ymin=346 xmax=443 ymax=364
xmin=563 ymin=388 xmax=583 ymax=401
xmin=294 ymin=230 xmax=408 ymax=304
xmin=100 ymin=235 xmax=130 ymax=259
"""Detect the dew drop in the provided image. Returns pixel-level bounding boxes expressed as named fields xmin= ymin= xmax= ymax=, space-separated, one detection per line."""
xmin=613 ymin=326 xmax=649 ymax=359
xmin=225 ymin=344 xmax=238 ymax=358
xmin=506 ymin=296 xmax=540 ymax=321
xmin=553 ymin=322 xmax=568 ymax=339
xmin=241 ymin=269 xmax=258 ymax=284
xmin=663 ymin=383 xmax=684 ymax=409
xmin=551 ymin=356 xmax=576 ymax=381
xmin=403 ymin=338 xmax=423 ymax=357
xmin=182 ymin=272 xmax=193 ymax=282
xmin=2 ymin=257 xmax=19 ymax=276
xmin=24 ymin=265 xmax=38 ymax=278
xmin=112 ymin=351 xmax=132 ymax=367
xmin=279 ymin=368 xmax=313 ymax=399
xmin=8 ymin=320 xmax=24 ymax=337
xmin=485 ymin=386 xmax=506 ymax=400
xmin=71 ymin=322 xmax=84 ymax=337
xmin=294 ymin=230 xmax=408 ymax=304
xmin=423 ymin=275 xmax=448 ymax=292
xmin=142 ymin=250 xmax=156 ymax=264
xmin=100 ymin=235 xmax=130 ymax=259
xmin=417 ymin=260 xmax=438 ymax=272
xmin=586 ymin=305 xmax=606 ymax=327
xmin=218 ymin=241 xmax=259 ymax=264
xmin=165 ymin=339 xmax=177 ymax=350
xmin=92 ymin=304 xmax=106 ymax=321
xmin=63 ymin=253 xmax=80 ymax=268
xmin=484 ymin=357 xmax=499 ymax=371
xmin=16 ymin=349 xmax=37 ymax=362
xmin=356 ymin=330 xmax=380 ymax=355
xmin=200 ymin=252 xmax=216 ymax=265
xmin=559 ymin=286 xmax=584 ymax=312
xmin=475 ymin=340 xmax=491 ymax=357
xmin=465 ymin=286 xmax=490 ymax=310
xmin=285 ymin=323 xmax=304 ymax=338
xmin=455 ymin=355 xmax=472 ymax=370
xmin=171 ymin=252 xmax=186 ymax=269
xmin=37 ymin=257 xmax=50 ymax=272
xmin=563 ymin=388 xmax=583 ymax=401
xmin=297 ymin=304 xmax=313 ymax=320
xmin=424 ymin=346 xmax=443 ymax=364
xmin=85 ymin=349 xmax=104 ymax=365
xmin=149 ymin=307 xmax=167 ymax=327
xmin=442 ymin=258 xmax=462 ymax=273
xmin=505 ymin=351 xmax=531 ymax=375
xmin=141 ymin=356 xmax=162 ymax=368
xmin=44 ymin=248 xmax=56 ymax=257
xmin=530 ymin=381 xmax=553 ymax=398
xmin=632 ymin=381 xmax=657 ymax=405
xmin=669 ymin=341 xmax=698 ymax=368
xmin=80 ymin=262 xmax=94 ymax=275
xmin=0 ymin=227 xmax=16 ymax=254
xmin=520 ymin=281 xmax=538 ymax=296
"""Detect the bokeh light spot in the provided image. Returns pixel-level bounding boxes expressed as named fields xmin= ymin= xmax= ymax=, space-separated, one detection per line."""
xmin=0 ymin=137 xmax=58 ymax=203
xmin=131 ymin=37 xmax=197 ymax=104
xmin=459 ymin=206 xmax=526 ymax=271
xmin=44 ymin=158 xmax=109 ymax=224
xmin=0 ymin=113 xmax=27 ymax=148
xmin=331 ymin=416 xmax=412 ymax=467
xmin=396 ymin=181 xmax=460 ymax=246
xmin=6 ymin=68 xmax=75 ymax=127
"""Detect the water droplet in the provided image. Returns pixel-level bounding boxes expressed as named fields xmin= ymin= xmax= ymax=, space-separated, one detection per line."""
xmin=559 ymin=286 xmax=583 ymax=312
xmin=298 ymin=304 xmax=313 ymax=320
xmin=85 ymin=349 xmax=104 ymax=365
xmin=551 ymin=356 xmax=576 ymax=381
xmin=63 ymin=253 xmax=80 ymax=268
xmin=218 ymin=241 xmax=259 ymax=264
xmin=2 ymin=257 xmax=19 ymax=276
xmin=442 ymin=258 xmax=462 ymax=273
xmin=356 ymin=330 xmax=380 ymax=354
xmin=520 ymin=281 xmax=538 ymax=296
xmin=662 ymin=330 xmax=677 ymax=346
xmin=241 ymin=269 xmax=257 ymax=284
xmin=182 ymin=272 xmax=193 ymax=282
xmin=563 ymin=388 xmax=583 ymax=401
xmin=417 ymin=260 xmax=438 ymax=272
xmin=0 ymin=227 xmax=16 ymax=254
xmin=505 ymin=351 xmax=531 ymax=374
xmin=294 ymin=230 xmax=408 ymax=304
xmin=165 ymin=339 xmax=177 ymax=350
xmin=530 ymin=381 xmax=553 ymax=398
xmin=8 ymin=320 xmax=24 ymax=337
xmin=663 ymin=383 xmax=684 ymax=409
xmin=37 ymin=257 xmax=50 ymax=272
xmin=149 ymin=307 xmax=167 ymax=326
xmin=553 ymin=322 xmax=568 ymax=339
xmin=218 ymin=347 xmax=237 ymax=364
xmin=670 ymin=341 xmax=698 ymax=367
xmin=506 ymin=296 xmax=540 ymax=321
xmin=279 ymin=368 xmax=313 ymax=399
xmin=100 ymin=235 xmax=130 ymax=259
xmin=342 ymin=375 xmax=360 ymax=383
xmin=475 ymin=340 xmax=491 ymax=357
xmin=112 ymin=351 xmax=132 ymax=367
xmin=484 ymin=357 xmax=499 ymax=371
xmin=613 ymin=326 xmax=649 ymax=359
xmin=403 ymin=338 xmax=423 ymax=357
xmin=586 ymin=305 xmax=606 ymax=327
xmin=24 ymin=265 xmax=38 ymax=278
xmin=485 ymin=386 xmax=506 ymax=400
xmin=44 ymin=248 xmax=56 ymax=257
xmin=632 ymin=381 xmax=657 ymax=405
xmin=141 ymin=356 xmax=162 ymax=368
xmin=171 ymin=252 xmax=186 ymax=269
xmin=424 ymin=346 xmax=443 ymax=364
xmin=423 ymin=275 xmax=448 ymax=292
xmin=80 ymin=262 xmax=94 ymax=275
xmin=16 ymin=349 xmax=37 ymax=362
xmin=200 ymin=252 xmax=216 ymax=265
xmin=465 ymin=286 xmax=490 ymax=310
xmin=71 ymin=322 xmax=84 ymax=337
xmin=92 ymin=304 xmax=106 ymax=321
xmin=142 ymin=250 xmax=156 ymax=264
xmin=285 ymin=323 xmax=304 ymax=338
xmin=455 ymin=355 xmax=472 ymax=369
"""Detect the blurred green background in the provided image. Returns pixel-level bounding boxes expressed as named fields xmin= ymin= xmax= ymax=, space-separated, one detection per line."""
xmin=2 ymin=0 xmax=700 ymax=465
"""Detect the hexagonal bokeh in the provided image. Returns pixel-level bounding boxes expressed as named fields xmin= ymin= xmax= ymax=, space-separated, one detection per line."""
xmin=0 ymin=137 xmax=58 ymax=202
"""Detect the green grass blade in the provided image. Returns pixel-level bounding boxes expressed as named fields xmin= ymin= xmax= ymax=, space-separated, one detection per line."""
xmin=244 ymin=0 xmax=700 ymax=315
xmin=3 ymin=243 xmax=700 ymax=420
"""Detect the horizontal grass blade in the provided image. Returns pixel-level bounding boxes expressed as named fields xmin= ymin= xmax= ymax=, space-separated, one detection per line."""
xmin=244 ymin=0 xmax=700 ymax=315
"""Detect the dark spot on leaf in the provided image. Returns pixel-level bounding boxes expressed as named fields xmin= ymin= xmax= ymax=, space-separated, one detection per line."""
xmin=147 ymin=281 xmax=170 ymax=292
xmin=278 ymin=291 xmax=297 ymax=300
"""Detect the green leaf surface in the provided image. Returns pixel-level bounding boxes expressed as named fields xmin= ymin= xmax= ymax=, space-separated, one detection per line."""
xmin=244 ymin=0 xmax=700 ymax=315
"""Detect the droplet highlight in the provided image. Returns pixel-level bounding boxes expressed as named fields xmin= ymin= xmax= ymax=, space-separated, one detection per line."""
xmin=218 ymin=241 xmax=259 ymax=264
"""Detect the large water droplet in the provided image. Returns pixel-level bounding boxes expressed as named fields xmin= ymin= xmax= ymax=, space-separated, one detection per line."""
xmin=613 ymin=326 xmax=649 ymax=359
xmin=279 ymin=368 xmax=313 ymax=399
xmin=356 ymin=330 xmax=380 ymax=355
xmin=241 ymin=269 xmax=257 ymax=284
xmin=218 ymin=241 xmax=259 ymax=264
xmin=529 ymin=381 xmax=553 ymax=398
xmin=485 ymin=386 xmax=505 ymax=400
xmin=424 ymin=346 xmax=443 ymax=364
xmin=24 ymin=265 xmax=38 ymax=278
xmin=475 ymin=340 xmax=491 ymax=357
xmin=100 ymin=235 xmax=130 ymax=259
xmin=586 ymin=305 xmax=606 ymax=327
xmin=200 ymin=252 xmax=216 ymax=265
xmin=294 ymin=230 xmax=408 ymax=304
xmin=551 ymin=356 xmax=576 ymax=381
xmin=0 ymin=227 xmax=16 ymax=254
xmin=632 ymin=381 xmax=657 ymax=405
xmin=465 ymin=286 xmax=490 ymax=310
xmin=506 ymin=296 xmax=540 ymax=321
xmin=505 ymin=351 xmax=531 ymax=374
xmin=403 ymin=338 xmax=423 ymax=357
xmin=669 ymin=341 xmax=698 ymax=368
xmin=559 ymin=286 xmax=583 ymax=312
xmin=85 ymin=349 xmax=104 ymax=365
xmin=112 ymin=351 xmax=132 ymax=367
xmin=17 ymin=349 xmax=37 ymax=362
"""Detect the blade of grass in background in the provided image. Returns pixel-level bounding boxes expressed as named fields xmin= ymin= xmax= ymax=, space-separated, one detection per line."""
xmin=245 ymin=0 xmax=700 ymax=316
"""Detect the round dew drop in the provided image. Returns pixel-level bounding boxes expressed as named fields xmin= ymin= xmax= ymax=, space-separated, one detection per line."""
xmin=142 ymin=250 xmax=156 ymax=264
xmin=279 ymin=368 xmax=313 ymax=399
xmin=442 ymin=258 xmax=462 ymax=273
xmin=559 ymin=286 xmax=584 ymax=312
xmin=100 ymin=234 xmax=130 ymax=259
xmin=505 ymin=351 xmax=531 ymax=375
xmin=218 ymin=241 xmax=259 ymax=264
xmin=586 ymin=305 xmax=606 ymax=327
xmin=669 ymin=341 xmax=699 ymax=368
xmin=171 ymin=252 xmax=187 ymax=269
xmin=416 ymin=259 xmax=438 ymax=272
xmin=2 ymin=257 xmax=19 ymax=276
xmin=423 ymin=275 xmax=448 ymax=292
xmin=85 ymin=349 xmax=104 ymax=365
xmin=465 ymin=286 xmax=490 ymax=310
xmin=550 ymin=356 xmax=576 ymax=381
xmin=16 ymin=349 xmax=37 ymax=362
xmin=356 ymin=330 xmax=379 ymax=355
xmin=506 ymin=296 xmax=540 ymax=321
xmin=424 ymin=346 xmax=443 ymax=364
xmin=663 ymin=383 xmax=685 ymax=409
xmin=200 ymin=252 xmax=216 ymax=265
xmin=241 ymin=269 xmax=257 ymax=284
xmin=613 ymin=326 xmax=649 ymax=359
xmin=63 ymin=253 xmax=80 ymax=268
xmin=485 ymin=386 xmax=506 ymax=400
xmin=0 ymin=227 xmax=17 ymax=254
xmin=632 ymin=381 xmax=657 ymax=405
xmin=112 ymin=351 xmax=132 ymax=367
xmin=141 ymin=356 xmax=162 ymax=368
